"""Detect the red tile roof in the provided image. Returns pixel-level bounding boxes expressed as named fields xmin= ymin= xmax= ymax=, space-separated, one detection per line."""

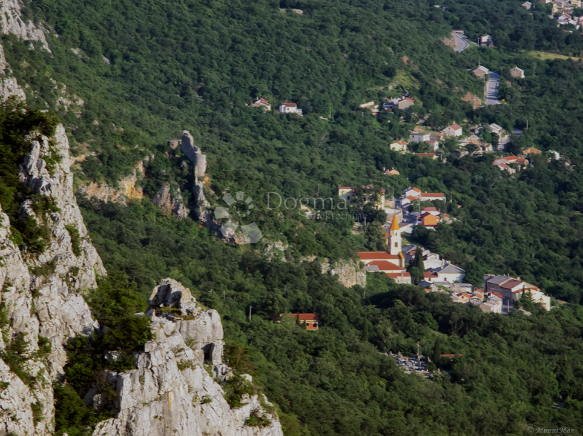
xmin=386 ymin=272 xmax=411 ymax=278
xmin=450 ymin=124 xmax=462 ymax=130
xmin=357 ymin=252 xmax=400 ymax=260
xmin=492 ymin=291 xmax=503 ymax=299
xmin=417 ymin=153 xmax=435 ymax=157
xmin=422 ymin=207 xmax=438 ymax=212
xmin=423 ymin=272 xmax=439 ymax=278
xmin=369 ymin=260 xmax=405 ymax=271
xmin=281 ymin=102 xmax=297 ymax=107
xmin=420 ymin=193 xmax=444 ymax=198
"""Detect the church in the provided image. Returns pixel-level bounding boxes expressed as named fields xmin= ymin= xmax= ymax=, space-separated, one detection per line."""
xmin=357 ymin=214 xmax=412 ymax=284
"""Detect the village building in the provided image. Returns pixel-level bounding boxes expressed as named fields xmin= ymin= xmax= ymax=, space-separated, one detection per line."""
xmin=509 ymin=66 xmax=525 ymax=79
xmin=416 ymin=153 xmax=437 ymax=159
xmin=383 ymin=96 xmax=415 ymax=111
xmin=277 ymin=102 xmax=303 ymax=115
xmin=523 ymin=147 xmax=542 ymax=155
xmin=483 ymin=275 xmax=551 ymax=310
xmin=390 ymin=140 xmax=408 ymax=152
xmin=425 ymin=140 xmax=440 ymax=151
xmin=472 ymin=65 xmax=490 ymax=79
xmin=434 ymin=264 xmax=466 ymax=282
xmin=479 ymin=35 xmax=494 ymax=47
xmin=273 ymin=313 xmax=319 ymax=330
xmin=522 ymin=1 xmax=532 ymax=9
xmin=417 ymin=212 xmax=439 ymax=228
xmin=489 ymin=123 xmax=505 ymax=135
xmin=409 ymin=132 xmax=431 ymax=143
xmin=252 ymin=98 xmax=271 ymax=110
xmin=442 ymin=124 xmax=463 ymax=137
xmin=383 ymin=167 xmax=400 ymax=175
xmin=430 ymin=132 xmax=443 ymax=141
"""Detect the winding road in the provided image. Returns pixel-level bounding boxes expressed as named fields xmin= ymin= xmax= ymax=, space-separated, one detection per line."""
xmin=485 ymin=71 xmax=501 ymax=105
xmin=453 ymin=32 xmax=469 ymax=53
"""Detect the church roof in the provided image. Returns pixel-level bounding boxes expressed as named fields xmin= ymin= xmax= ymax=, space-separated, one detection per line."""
xmin=390 ymin=213 xmax=400 ymax=231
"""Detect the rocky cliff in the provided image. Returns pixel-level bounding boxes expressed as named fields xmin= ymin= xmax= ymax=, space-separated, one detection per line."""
xmin=0 ymin=122 xmax=105 ymax=435
xmin=92 ymin=279 xmax=283 ymax=436
xmin=0 ymin=121 xmax=282 ymax=435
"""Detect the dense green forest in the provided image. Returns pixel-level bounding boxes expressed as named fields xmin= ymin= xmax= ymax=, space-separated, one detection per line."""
xmin=78 ymin=197 xmax=583 ymax=435
xmin=4 ymin=0 xmax=583 ymax=433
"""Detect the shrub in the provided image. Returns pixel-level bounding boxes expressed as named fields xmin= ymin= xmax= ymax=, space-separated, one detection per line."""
xmin=244 ymin=408 xmax=272 ymax=428
xmin=223 ymin=374 xmax=257 ymax=409
xmin=65 ymin=225 xmax=82 ymax=257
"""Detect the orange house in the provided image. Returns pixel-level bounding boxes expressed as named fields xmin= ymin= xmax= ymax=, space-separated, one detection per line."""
xmin=418 ymin=212 xmax=439 ymax=227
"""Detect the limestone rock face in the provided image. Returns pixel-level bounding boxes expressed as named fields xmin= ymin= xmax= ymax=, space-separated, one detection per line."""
xmin=147 ymin=279 xmax=224 ymax=365
xmin=19 ymin=124 xmax=106 ymax=289
xmin=0 ymin=0 xmax=50 ymax=51
xmin=152 ymin=183 xmax=188 ymax=220
xmin=180 ymin=130 xmax=213 ymax=224
xmin=76 ymin=161 xmax=145 ymax=205
xmin=93 ymin=278 xmax=283 ymax=436
xmin=300 ymin=256 xmax=366 ymax=288
xmin=0 ymin=122 xmax=105 ymax=434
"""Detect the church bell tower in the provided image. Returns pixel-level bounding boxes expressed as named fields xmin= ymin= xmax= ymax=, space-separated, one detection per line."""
xmin=388 ymin=213 xmax=401 ymax=256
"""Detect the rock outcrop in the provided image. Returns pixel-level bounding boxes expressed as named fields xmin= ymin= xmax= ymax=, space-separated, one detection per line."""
xmin=0 ymin=124 xmax=284 ymax=435
xmin=92 ymin=278 xmax=283 ymax=436
xmin=0 ymin=0 xmax=50 ymax=51
xmin=77 ymin=161 xmax=145 ymax=204
xmin=0 ymin=120 xmax=105 ymax=434
xmin=152 ymin=183 xmax=188 ymax=220
xmin=181 ymin=130 xmax=213 ymax=223
xmin=301 ymin=256 xmax=366 ymax=288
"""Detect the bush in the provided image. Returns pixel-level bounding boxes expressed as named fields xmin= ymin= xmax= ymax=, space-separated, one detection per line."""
xmin=65 ymin=225 xmax=82 ymax=257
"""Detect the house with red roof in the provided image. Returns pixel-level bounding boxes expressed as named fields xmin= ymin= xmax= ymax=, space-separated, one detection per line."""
xmin=442 ymin=124 xmax=463 ymax=137
xmin=273 ymin=313 xmax=319 ymax=330
xmin=252 ymin=98 xmax=271 ymax=110
xmin=277 ymin=102 xmax=303 ymax=115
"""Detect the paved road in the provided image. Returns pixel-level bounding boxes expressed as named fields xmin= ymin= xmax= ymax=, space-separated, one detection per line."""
xmin=453 ymin=32 xmax=469 ymax=53
xmin=485 ymin=71 xmax=501 ymax=105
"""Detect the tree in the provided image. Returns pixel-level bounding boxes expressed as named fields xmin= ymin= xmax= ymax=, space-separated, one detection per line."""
xmin=432 ymin=337 xmax=441 ymax=366
xmin=365 ymin=221 xmax=386 ymax=251
xmin=407 ymin=246 xmax=425 ymax=284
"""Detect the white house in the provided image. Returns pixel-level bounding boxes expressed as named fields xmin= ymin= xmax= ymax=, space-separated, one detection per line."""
xmin=442 ymin=124 xmax=463 ymax=137
xmin=489 ymin=123 xmax=504 ymax=135
xmin=278 ymin=103 xmax=303 ymax=115
xmin=390 ymin=140 xmax=408 ymax=152
xmin=434 ymin=263 xmax=466 ymax=282
xmin=252 ymin=98 xmax=271 ymax=111
xmin=409 ymin=132 xmax=431 ymax=143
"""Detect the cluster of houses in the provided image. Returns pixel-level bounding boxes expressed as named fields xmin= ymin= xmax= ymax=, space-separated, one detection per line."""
xmin=251 ymin=98 xmax=303 ymax=115
xmin=343 ymin=184 xmax=553 ymax=313
xmin=357 ymin=213 xmax=464 ymax=285
xmin=543 ymin=0 xmax=583 ymax=27
xmin=389 ymin=122 xmax=514 ymax=158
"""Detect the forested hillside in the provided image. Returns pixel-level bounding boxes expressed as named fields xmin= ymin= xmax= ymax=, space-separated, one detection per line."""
xmin=3 ymin=0 xmax=583 ymax=434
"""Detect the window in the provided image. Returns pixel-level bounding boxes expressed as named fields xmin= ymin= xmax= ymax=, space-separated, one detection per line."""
xmin=395 ymin=242 xmax=398 ymax=247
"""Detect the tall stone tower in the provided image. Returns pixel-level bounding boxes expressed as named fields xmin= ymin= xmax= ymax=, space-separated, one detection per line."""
xmin=388 ymin=213 xmax=401 ymax=256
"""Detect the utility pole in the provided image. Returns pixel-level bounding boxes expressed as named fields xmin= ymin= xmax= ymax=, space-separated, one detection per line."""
xmin=417 ymin=341 xmax=420 ymax=359
xmin=249 ymin=305 xmax=252 ymax=321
